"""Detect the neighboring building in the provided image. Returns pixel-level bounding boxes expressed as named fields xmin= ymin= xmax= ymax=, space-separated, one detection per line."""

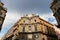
xmin=50 ymin=0 xmax=60 ymax=28
xmin=1 ymin=14 xmax=58 ymax=40
xmin=0 ymin=38 xmax=1 ymax=40
xmin=0 ymin=0 xmax=7 ymax=31
xmin=50 ymin=0 xmax=60 ymax=40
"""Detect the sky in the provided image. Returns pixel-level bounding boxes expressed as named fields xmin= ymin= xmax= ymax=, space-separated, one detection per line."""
xmin=0 ymin=0 xmax=59 ymax=38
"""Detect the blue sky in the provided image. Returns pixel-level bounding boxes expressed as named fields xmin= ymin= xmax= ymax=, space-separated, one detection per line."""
xmin=0 ymin=0 xmax=57 ymax=38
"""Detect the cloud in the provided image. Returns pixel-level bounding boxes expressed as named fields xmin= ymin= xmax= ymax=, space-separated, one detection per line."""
xmin=41 ymin=13 xmax=60 ymax=38
xmin=0 ymin=11 xmax=22 ymax=38
xmin=1 ymin=0 xmax=60 ymax=39
xmin=2 ymin=0 xmax=52 ymax=14
xmin=0 ymin=12 xmax=58 ymax=38
xmin=39 ymin=12 xmax=57 ymax=25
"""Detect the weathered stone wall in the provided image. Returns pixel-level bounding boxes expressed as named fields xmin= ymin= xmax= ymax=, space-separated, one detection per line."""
xmin=1 ymin=14 xmax=58 ymax=40
xmin=50 ymin=0 xmax=60 ymax=28
xmin=0 ymin=2 xmax=7 ymax=31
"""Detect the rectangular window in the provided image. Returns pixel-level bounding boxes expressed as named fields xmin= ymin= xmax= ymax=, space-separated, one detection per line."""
xmin=28 ymin=34 xmax=32 ymax=39
xmin=0 ymin=11 xmax=2 ymax=15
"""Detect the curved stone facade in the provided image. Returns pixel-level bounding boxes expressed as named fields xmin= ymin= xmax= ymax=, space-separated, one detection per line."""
xmin=1 ymin=14 xmax=58 ymax=40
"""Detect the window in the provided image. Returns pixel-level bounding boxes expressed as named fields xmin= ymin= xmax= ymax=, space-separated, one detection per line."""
xmin=34 ymin=34 xmax=39 ymax=39
xmin=34 ymin=20 xmax=36 ymax=22
xmin=57 ymin=8 xmax=60 ymax=13
xmin=28 ymin=34 xmax=32 ymax=39
xmin=22 ymin=25 xmax=25 ymax=32
xmin=0 ymin=18 xmax=2 ymax=21
xmin=54 ymin=8 xmax=56 ymax=10
xmin=0 ymin=11 xmax=2 ymax=15
xmin=0 ymin=18 xmax=2 ymax=25
xmin=35 ymin=25 xmax=37 ymax=31
xmin=22 ymin=35 xmax=24 ymax=39
xmin=23 ymin=27 xmax=25 ymax=32
xmin=29 ymin=26 xmax=31 ymax=28
xmin=28 ymin=26 xmax=31 ymax=30
xmin=23 ymin=20 xmax=25 ymax=23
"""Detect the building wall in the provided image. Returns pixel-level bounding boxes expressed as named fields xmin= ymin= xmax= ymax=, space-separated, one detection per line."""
xmin=50 ymin=0 xmax=60 ymax=39
xmin=50 ymin=0 xmax=60 ymax=27
xmin=0 ymin=2 xmax=7 ymax=31
xmin=1 ymin=14 xmax=58 ymax=40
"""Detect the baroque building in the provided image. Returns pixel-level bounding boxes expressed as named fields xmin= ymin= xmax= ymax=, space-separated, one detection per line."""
xmin=1 ymin=14 xmax=58 ymax=40
xmin=0 ymin=0 xmax=7 ymax=31
xmin=50 ymin=0 xmax=60 ymax=28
